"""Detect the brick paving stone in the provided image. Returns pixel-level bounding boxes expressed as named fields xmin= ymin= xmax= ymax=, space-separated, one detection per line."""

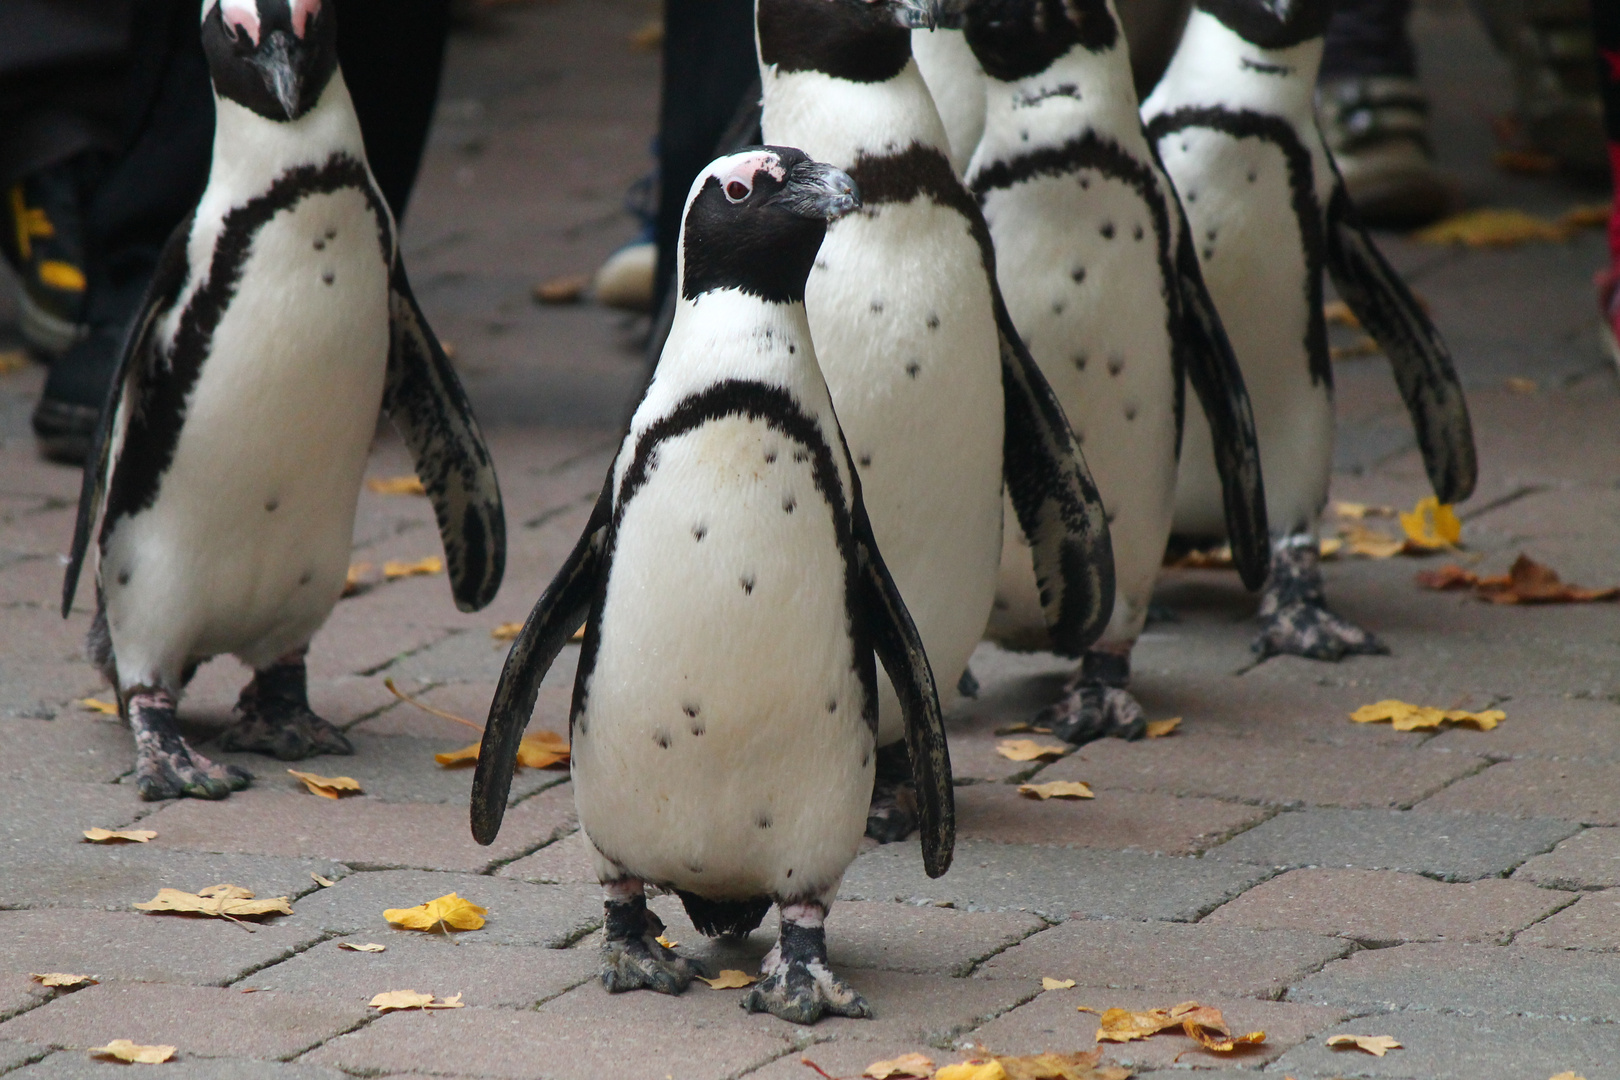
xmin=9 ymin=1054 xmax=349 ymax=1079
xmin=0 ymin=718 xmax=130 ymax=785
xmin=0 ymin=780 xmax=150 ymax=847
xmin=0 ymin=1043 xmax=48 ymax=1073
xmin=1203 ymin=868 xmax=1576 ymax=946
xmin=1204 ymin=808 xmax=1577 ymax=881
xmin=376 ymin=626 xmax=518 ymax=688
xmin=245 ymin=934 xmax=596 ymax=1008
xmin=974 ymin=919 xmax=1350 ymax=998
xmin=280 ymin=868 xmax=602 ymax=945
xmin=0 ymin=982 xmax=370 ymax=1060
xmin=838 ymin=839 xmax=1274 ymax=922
xmin=1417 ymin=759 xmax=1620 ymax=824
xmin=952 ymin=783 xmax=1269 ymax=856
xmin=303 ymin=584 xmax=458 ymax=683
xmin=497 ymin=830 xmax=593 ymax=884
xmin=1428 ymin=694 xmax=1620 ymax=762
xmin=140 ymin=783 xmax=574 ymax=872
xmin=741 ymin=1042 xmax=944 ymax=1080
xmin=0 ymin=976 xmax=50 ymax=1024
xmin=1514 ymin=827 xmax=1620 ymax=889
xmin=1516 ymin=889 xmax=1620 ymax=951
xmin=1290 ymin=942 xmax=1620 ymax=1021
xmin=0 ymin=910 xmax=325 ymax=987
xmin=968 ymin=988 xmax=1348 ymax=1071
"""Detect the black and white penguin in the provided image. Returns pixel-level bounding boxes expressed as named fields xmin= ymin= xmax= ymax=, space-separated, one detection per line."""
xmin=755 ymin=0 xmax=1116 ymax=823
xmin=62 ymin=0 xmax=505 ymax=800
xmin=912 ymin=26 xmax=988 ymax=174
xmin=1142 ymin=0 xmax=1475 ymax=658
xmin=959 ymin=0 xmax=1268 ymax=741
xmin=471 ymin=148 xmax=953 ymax=1025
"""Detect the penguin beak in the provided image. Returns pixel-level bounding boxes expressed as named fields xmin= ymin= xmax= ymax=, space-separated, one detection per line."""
xmin=927 ymin=0 xmax=969 ymax=29
xmin=890 ymin=0 xmax=947 ymax=30
xmin=253 ymin=29 xmax=307 ymax=120
xmin=780 ymin=161 xmax=862 ymax=222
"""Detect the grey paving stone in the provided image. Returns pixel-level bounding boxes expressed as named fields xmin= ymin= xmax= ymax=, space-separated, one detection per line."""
xmin=1513 ymin=827 xmax=1620 ymax=889
xmin=1205 ymin=809 xmax=1578 ymax=881
xmin=8 ymin=1053 xmax=348 ymax=1080
xmin=1517 ymin=889 xmax=1620 ymax=951
xmin=1289 ymin=942 xmax=1620 ymax=1022
xmin=1427 ymin=694 xmax=1620 ymax=763
xmin=497 ymin=829 xmax=593 ymax=884
xmin=953 ymin=783 xmax=1269 ymax=856
xmin=742 ymin=1043 xmax=946 ymax=1080
xmin=0 ymin=843 xmax=347 ymax=912
xmin=0 ymin=781 xmax=150 ymax=848
xmin=0 ymin=976 xmax=50 ymax=1025
xmin=974 ymin=919 xmax=1351 ymax=998
xmin=0 ymin=1043 xmax=49 ymax=1074
xmin=838 ymin=839 xmax=1274 ymax=922
xmin=1418 ymin=759 xmax=1620 ymax=824
xmin=279 ymin=868 xmax=602 ymax=946
xmin=0 ymin=718 xmax=129 ymax=785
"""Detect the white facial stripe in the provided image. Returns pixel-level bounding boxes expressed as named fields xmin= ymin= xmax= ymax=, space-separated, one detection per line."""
xmin=712 ymin=151 xmax=786 ymax=191
xmin=221 ymin=0 xmax=260 ymax=43
xmin=292 ymin=0 xmax=321 ymax=36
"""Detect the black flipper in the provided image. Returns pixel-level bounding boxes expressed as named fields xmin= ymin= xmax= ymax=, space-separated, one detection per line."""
xmin=1323 ymin=183 xmax=1477 ymax=504
xmin=993 ymin=294 xmax=1115 ymax=657
xmin=385 ymin=259 xmax=507 ymax=612
xmin=471 ymin=479 xmax=611 ymax=845
xmin=852 ymin=499 xmax=953 ymax=879
xmin=62 ymin=218 xmax=193 ymax=619
xmin=1172 ymin=220 xmax=1270 ymax=590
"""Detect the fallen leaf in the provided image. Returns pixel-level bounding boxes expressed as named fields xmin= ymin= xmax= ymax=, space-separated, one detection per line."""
xmin=1093 ymin=1003 xmax=1185 ymax=1042
xmin=1494 ymin=148 xmax=1558 ymax=174
xmin=1173 ymin=1003 xmax=1266 ymax=1053
xmin=286 ymin=769 xmax=362 ymax=799
xmin=338 ymin=942 xmax=386 ymax=952
xmin=1350 ymin=699 xmax=1505 ymax=732
xmin=1168 ymin=543 xmax=1232 ymax=569
xmin=938 ymin=1050 xmax=1126 ymax=1080
xmin=343 ymin=561 xmax=374 ymax=596
xmin=1506 ymin=376 xmax=1539 ymax=393
xmin=864 ymin=1052 xmax=935 ymax=1079
xmin=699 ymin=970 xmax=758 ymax=989
xmin=83 ymin=828 xmax=156 ymax=843
xmin=1323 ymin=300 xmax=1359 ymax=327
xmin=78 ymin=698 xmax=118 ymax=716
xmin=1341 ymin=522 xmax=1408 ymax=559
xmin=1145 ymin=717 xmax=1181 ymax=738
xmin=1042 ymin=977 xmax=1077 ymax=990
xmin=492 ymin=622 xmax=522 ymax=640
xmin=996 ymin=739 xmax=1068 ymax=762
xmin=366 ymin=475 xmax=426 ymax=496
xmin=31 ymin=973 xmax=96 ymax=988
xmin=135 ymin=885 xmax=292 ymax=921
xmin=434 ymin=730 xmax=569 ymax=770
xmin=1399 ymin=496 xmax=1461 ymax=549
xmin=570 ymin=624 xmax=585 ymax=641
xmin=934 ymin=1063 xmax=1007 ymax=1080
xmin=1330 ymin=335 xmax=1381 ymax=361
xmin=383 ymin=557 xmax=443 ymax=580
xmin=1332 ymin=501 xmax=1395 ymax=519
xmin=533 ymin=274 xmax=589 ymax=304
xmin=1414 ymin=207 xmax=1572 ymax=247
xmin=1475 ymin=553 xmax=1619 ymax=604
xmin=0 ymin=349 xmax=29 ymax=374
xmin=369 ymin=989 xmax=466 ymax=1011
xmin=655 ymin=934 xmax=679 ymax=949
xmin=1327 ymin=1033 xmax=1402 ymax=1056
xmin=1018 ymin=781 xmax=1095 ymax=800
xmin=1414 ymin=564 xmax=1478 ymax=591
xmin=383 ymin=678 xmax=484 ymax=731
xmin=310 ymin=872 xmax=335 ymax=887
xmin=89 ymin=1040 xmax=176 ymax=1064
xmin=1561 ymin=203 xmax=1611 ymax=229
xmin=1548 ymin=1073 xmax=1589 ymax=1080
xmin=383 ymin=892 xmax=487 ymax=932
xmin=1318 ymin=537 xmax=1343 ymax=559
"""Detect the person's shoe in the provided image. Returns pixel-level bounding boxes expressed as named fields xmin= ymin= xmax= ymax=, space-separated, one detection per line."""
xmin=32 ymin=323 xmax=123 ymax=465
xmin=1318 ymin=76 xmax=1456 ymax=229
xmin=1469 ymin=0 xmax=1604 ymax=175
xmin=0 ymin=158 xmax=93 ymax=357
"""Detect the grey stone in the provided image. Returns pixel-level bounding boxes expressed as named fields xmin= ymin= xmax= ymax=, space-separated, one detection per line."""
xmin=0 ymin=718 xmax=129 ymax=785
xmin=9 ymin=1053 xmax=349 ymax=1080
xmin=0 ymin=1042 xmax=48 ymax=1073
xmin=1514 ymin=827 xmax=1620 ymax=890
xmin=0 ymin=781 xmax=150 ymax=848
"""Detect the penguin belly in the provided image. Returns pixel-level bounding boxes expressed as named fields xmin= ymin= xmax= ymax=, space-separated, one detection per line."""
xmin=806 ymin=199 xmax=1004 ymax=746
xmin=102 ymin=187 xmax=391 ymax=687
xmin=1164 ymin=129 xmax=1332 ymax=539
xmin=572 ymin=415 xmax=875 ymax=901
xmin=984 ymin=171 xmax=1179 ymax=646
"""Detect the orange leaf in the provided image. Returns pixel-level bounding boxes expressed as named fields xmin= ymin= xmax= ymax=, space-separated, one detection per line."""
xmin=82 ymin=828 xmax=156 ymax=843
xmin=699 ymin=969 xmax=758 ymax=989
xmin=365 ymin=475 xmax=426 ymax=496
xmin=1476 ymin=553 xmax=1618 ymax=604
xmin=1018 ymin=781 xmax=1094 ymax=800
xmin=491 ymin=622 xmax=523 ymax=640
xmin=1327 ymin=1033 xmax=1402 ymax=1056
xmin=89 ymin=1040 xmax=175 ymax=1064
xmin=1415 ymin=564 xmax=1477 ymax=590
xmin=864 ymin=1052 xmax=935 ymax=1079
xmin=383 ymin=556 xmax=443 ymax=580
xmin=996 ymin=739 xmax=1068 ymax=762
xmin=31 ymin=973 xmax=96 ymax=988
xmin=287 ymin=769 xmax=362 ymax=798
xmin=1145 ymin=717 xmax=1180 ymax=738
xmin=383 ymin=892 xmax=486 ymax=932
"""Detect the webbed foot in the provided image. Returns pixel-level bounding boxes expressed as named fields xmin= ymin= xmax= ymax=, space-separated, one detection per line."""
xmin=1038 ymin=650 xmax=1146 ymax=745
xmin=743 ymin=903 xmax=870 ymax=1024
xmin=865 ymin=741 xmax=917 ymax=844
xmin=219 ymin=655 xmax=353 ymax=760
xmin=129 ymin=690 xmax=253 ymax=801
xmin=600 ymin=884 xmax=701 ymax=995
xmin=1254 ymin=533 xmax=1388 ymax=661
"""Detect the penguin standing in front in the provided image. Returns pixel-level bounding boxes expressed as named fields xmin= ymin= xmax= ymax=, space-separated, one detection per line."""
xmin=756 ymin=0 xmax=1116 ymax=827
xmin=62 ymin=0 xmax=505 ymax=800
xmin=1142 ymin=0 xmax=1475 ymax=659
xmin=472 ymin=148 xmax=954 ymax=1026
xmin=912 ymin=26 xmax=988 ymax=175
xmin=958 ymin=0 xmax=1268 ymax=740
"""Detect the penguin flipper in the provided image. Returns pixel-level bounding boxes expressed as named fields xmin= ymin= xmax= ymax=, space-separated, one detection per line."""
xmin=1324 ymin=184 xmax=1477 ymax=504
xmin=993 ymin=297 xmax=1115 ymax=657
xmin=471 ymin=477 xmax=611 ymax=845
xmin=63 ymin=217 xmax=193 ymax=619
xmin=1173 ymin=222 xmax=1270 ymax=590
xmin=385 ymin=259 xmax=507 ymax=612
xmin=853 ymin=499 xmax=953 ymax=879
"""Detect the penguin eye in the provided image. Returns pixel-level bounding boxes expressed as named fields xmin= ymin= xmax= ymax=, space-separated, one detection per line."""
xmin=725 ymin=179 xmax=751 ymax=203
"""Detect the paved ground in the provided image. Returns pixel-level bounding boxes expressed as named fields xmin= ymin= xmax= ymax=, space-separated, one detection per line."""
xmin=2 ymin=0 xmax=1619 ymax=1077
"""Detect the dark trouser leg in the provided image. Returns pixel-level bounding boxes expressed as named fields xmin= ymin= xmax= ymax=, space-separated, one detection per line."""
xmin=744 ymin=896 xmax=872 ymax=1024
xmin=1254 ymin=531 xmax=1389 ymax=660
xmin=600 ymin=878 xmax=701 ymax=995
xmin=219 ymin=649 xmax=354 ymax=760
xmin=128 ymin=687 xmax=252 ymax=801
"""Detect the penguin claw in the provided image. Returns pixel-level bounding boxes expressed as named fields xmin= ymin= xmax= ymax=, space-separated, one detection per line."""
xmin=1253 ymin=600 xmax=1389 ymax=661
xmin=220 ymin=707 xmax=353 ymax=760
xmin=1040 ymin=683 xmax=1147 ymax=746
xmin=133 ymin=730 xmax=252 ymax=802
xmin=864 ymin=778 xmax=918 ymax=843
xmin=600 ymin=932 xmax=702 ymax=995
xmin=742 ymin=956 xmax=871 ymax=1025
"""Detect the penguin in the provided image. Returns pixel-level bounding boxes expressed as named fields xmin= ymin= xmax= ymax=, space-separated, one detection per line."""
xmin=959 ymin=0 xmax=1268 ymax=741
xmin=61 ymin=0 xmax=505 ymax=801
xmin=1141 ymin=0 xmax=1475 ymax=659
xmin=912 ymin=26 xmax=988 ymax=175
xmin=470 ymin=148 xmax=952 ymax=1025
xmin=756 ymin=0 xmax=1116 ymax=831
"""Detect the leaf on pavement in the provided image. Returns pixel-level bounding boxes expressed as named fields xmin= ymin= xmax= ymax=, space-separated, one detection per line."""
xmin=1414 ymin=207 xmax=1572 ymax=247
xmin=383 ymin=557 xmax=443 ymax=580
xmin=286 ymin=769 xmax=361 ymax=799
xmin=1327 ymin=1033 xmax=1402 ymax=1056
xmin=699 ymin=970 xmax=758 ymax=989
xmin=1341 ymin=522 xmax=1409 ymax=559
xmin=1476 ymin=554 xmax=1618 ymax=604
xmin=135 ymin=885 xmax=292 ymax=920
xmin=30 ymin=973 xmax=96 ymax=988
xmin=1332 ymin=501 xmax=1394 ymax=519
xmin=1548 ymin=1073 xmax=1588 ymax=1080
xmin=338 ymin=942 xmax=386 ymax=952
xmin=1414 ymin=564 xmax=1479 ymax=591
xmin=89 ymin=1040 xmax=176 ymax=1064
xmin=1042 ymin=977 xmax=1077 ymax=990
xmin=534 ymin=274 xmax=590 ymax=304
xmin=1168 ymin=543 xmax=1232 ymax=569
xmin=77 ymin=698 xmax=118 ymax=716
xmin=366 ymin=476 xmax=426 ymax=496
xmin=934 ymin=1063 xmax=1005 ymax=1080
xmin=383 ymin=892 xmax=487 ymax=932
xmin=83 ymin=828 xmax=156 ymax=843
xmin=1091 ymin=1004 xmax=1184 ymax=1042
xmin=1019 ymin=781 xmax=1095 ymax=801
xmin=343 ymin=562 xmax=374 ymax=596
xmin=310 ymin=872 xmax=336 ymax=887
xmin=369 ymin=989 xmax=465 ymax=1012
xmin=434 ymin=731 xmax=569 ymax=770
xmin=492 ymin=622 xmax=522 ymax=640
xmin=655 ymin=934 xmax=679 ymax=949
xmin=937 ymin=1049 xmax=1128 ymax=1080
xmin=1173 ymin=1003 xmax=1265 ymax=1052
xmin=1089 ymin=1000 xmax=1260 ymax=1053
xmin=1145 ymin=718 xmax=1180 ymax=738
xmin=997 ymin=739 xmax=1069 ymax=762
xmin=1323 ymin=300 xmax=1360 ymax=328
xmin=1350 ymin=699 xmax=1504 ymax=732
xmin=864 ymin=1053 xmax=935 ymax=1079
xmin=1399 ymin=496 xmax=1462 ymax=549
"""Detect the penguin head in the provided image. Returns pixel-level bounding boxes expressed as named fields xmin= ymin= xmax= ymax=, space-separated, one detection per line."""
xmin=757 ymin=0 xmax=949 ymax=82
xmin=1195 ymin=0 xmax=1331 ymax=49
xmin=957 ymin=0 xmax=1119 ymax=81
xmin=680 ymin=147 xmax=860 ymax=304
xmin=201 ymin=0 xmax=339 ymax=122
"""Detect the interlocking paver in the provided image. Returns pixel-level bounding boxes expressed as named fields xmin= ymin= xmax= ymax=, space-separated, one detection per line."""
xmin=0 ymin=1044 xmax=48 ymax=1074
xmin=952 ymin=782 xmax=1269 ymax=856
xmin=1514 ymin=827 xmax=1620 ymax=889
xmin=1203 ymin=868 xmax=1575 ymax=945
xmin=8 ymin=1054 xmax=350 ymax=1079
xmin=0 ymin=781 xmax=150 ymax=846
xmin=1516 ymin=889 xmax=1620 ymax=951
xmin=0 ymin=718 xmax=130 ymax=785
xmin=0 ymin=843 xmax=346 ymax=912
xmin=497 ymin=830 xmax=594 ymax=885
xmin=1417 ymin=758 xmax=1620 ymax=824
xmin=1428 ymin=694 xmax=1620 ymax=762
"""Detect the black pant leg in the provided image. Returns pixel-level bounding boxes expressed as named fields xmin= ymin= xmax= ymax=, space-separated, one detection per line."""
xmin=1321 ymin=0 xmax=1418 ymax=80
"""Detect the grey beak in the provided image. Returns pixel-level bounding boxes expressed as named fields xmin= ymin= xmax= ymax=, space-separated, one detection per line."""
xmin=256 ymin=31 xmax=303 ymax=119
xmin=781 ymin=161 xmax=861 ymax=221
xmin=927 ymin=0 xmax=968 ymax=29
xmin=892 ymin=0 xmax=947 ymax=30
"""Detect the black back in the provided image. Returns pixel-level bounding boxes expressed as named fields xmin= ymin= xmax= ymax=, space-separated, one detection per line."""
xmin=963 ymin=0 xmax=1119 ymax=81
xmin=756 ymin=0 xmax=912 ymax=82
xmin=203 ymin=0 xmax=339 ymax=121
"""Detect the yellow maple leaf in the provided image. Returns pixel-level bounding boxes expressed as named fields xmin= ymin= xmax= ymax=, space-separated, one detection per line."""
xmin=864 ymin=1052 xmax=935 ymax=1079
xmin=434 ymin=730 xmax=569 ymax=769
xmin=1327 ymin=1033 xmax=1402 ymax=1056
xmin=343 ymin=561 xmax=374 ymax=596
xmin=1400 ymin=496 xmax=1461 ymax=549
xmin=369 ymin=989 xmax=464 ymax=1011
xmin=337 ymin=942 xmax=386 ymax=952
xmin=82 ymin=828 xmax=156 ymax=843
xmin=937 ymin=1052 xmax=1125 ymax=1080
xmin=383 ymin=556 xmax=443 ymax=580
xmin=1414 ymin=207 xmax=1571 ymax=247
xmin=996 ymin=739 xmax=1069 ymax=762
xmin=1091 ymin=1003 xmax=1185 ymax=1042
xmin=366 ymin=475 xmax=426 ymax=496
xmin=89 ymin=1040 xmax=175 ymax=1064
xmin=1042 ymin=977 xmax=1077 ymax=990
xmin=135 ymin=885 xmax=292 ymax=920
xmin=383 ymin=892 xmax=487 ymax=932
xmin=1341 ymin=522 xmax=1408 ymax=559
xmin=30 ymin=973 xmax=96 ymax=988
xmin=655 ymin=933 xmax=679 ymax=949
xmin=935 ymin=1062 xmax=1007 ymax=1080
xmin=1332 ymin=500 xmax=1394 ymax=519
xmin=1019 ymin=781 xmax=1095 ymax=800
xmin=1145 ymin=717 xmax=1181 ymax=738
xmin=77 ymin=698 xmax=118 ymax=716
xmin=1549 ymin=1073 xmax=1588 ymax=1080
xmin=1350 ymin=699 xmax=1504 ymax=731
xmin=491 ymin=622 xmax=523 ymax=640
xmin=699 ymin=970 xmax=757 ymax=989
xmin=286 ymin=769 xmax=361 ymax=799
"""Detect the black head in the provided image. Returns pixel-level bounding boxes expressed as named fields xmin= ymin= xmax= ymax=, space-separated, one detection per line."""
xmin=757 ymin=0 xmax=946 ymax=83
xmin=958 ymin=0 xmax=1118 ymax=81
xmin=1195 ymin=0 xmax=1331 ymax=49
xmin=681 ymin=147 xmax=861 ymax=304
xmin=201 ymin=0 xmax=338 ymax=121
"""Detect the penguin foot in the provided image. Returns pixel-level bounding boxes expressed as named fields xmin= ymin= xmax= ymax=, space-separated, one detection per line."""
xmin=129 ymin=690 xmax=253 ymax=801
xmin=1253 ymin=600 xmax=1388 ymax=661
xmin=957 ymin=666 xmax=980 ymax=698
xmin=219 ymin=657 xmax=353 ymax=760
xmin=865 ymin=741 xmax=917 ymax=844
xmin=599 ymin=887 xmax=701 ymax=996
xmin=743 ymin=904 xmax=870 ymax=1025
xmin=1039 ymin=649 xmax=1146 ymax=745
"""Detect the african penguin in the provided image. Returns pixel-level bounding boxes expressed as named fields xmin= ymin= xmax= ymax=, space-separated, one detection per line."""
xmin=471 ymin=148 xmax=953 ymax=1026
xmin=959 ymin=0 xmax=1267 ymax=742
xmin=1142 ymin=0 xmax=1475 ymax=659
xmin=912 ymin=26 xmax=988 ymax=174
xmin=62 ymin=0 xmax=505 ymax=801
xmin=757 ymin=0 xmax=1116 ymax=831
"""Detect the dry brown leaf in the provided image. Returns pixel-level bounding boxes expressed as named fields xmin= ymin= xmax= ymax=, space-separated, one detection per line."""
xmin=1548 ymin=1073 xmax=1589 ymax=1080
xmin=1323 ymin=300 xmax=1359 ymax=327
xmin=89 ymin=1040 xmax=176 ymax=1064
xmin=434 ymin=731 xmax=568 ymax=770
xmin=934 ymin=1063 xmax=1006 ymax=1080
xmin=369 ymin=989 xmax=466 ymax=1011
xmin=1476 ymin=553 xmax=1619 ymax=604
xmin=570 ymin=624 xmax=585 ymax=641
xmin=310 ymin=872 xmax=336 ymax=887
xmin=286 ymin=769 xmax=362 ymax=799
xmin=491 ymin=622 xmax=522 ymax=640
xmin=135 ymin=885 xmax=292 ymax=921
xmin=996 ymin=739 xmax=1069 ymax=762
xmin=1168 ymin=543 xmax=1232 ymax=569
xmin=1042 ymin=977 xmax=1077 ymax=990
xmin=383 ymin=892 xmax=487 ymax=932
xmin=1145 ymin=717 xmax=1181 ymax=738
xmin=366 ymin=475 xmax=426 ymax=496
xmin=1561 ymin=203 xmax=1611 ymax=229
xmin=1172 ymin=1003 xmax=1265 ymax=1053
xmin=1092 ymin=1004 xmax=1185 ymax=1042
xmin=0 ymin=349 xmax=29 ymax=374
xmin=1494 ymin=148 xmax=1558 ymax=174
xmin=1327 ymin=1033 xmax=1402 ymax=1056
xmin=533 ymin=274 xmax=589 ymax=304
xmin=343 ymin=561 xmax=374 ymax=596
xmin=338 ymin=942 xmax=386 ymax=952
xmin=1350 ymin=699 xmax=1504 ymax=732
xmin=31 ymin=973 xmax=96 ymax=988
xmin=655 ymin=933 xmax=679 ymax=949
xmin=1414 ymin=564 xmax=1478 ymax=591
xmin=1332 ymin=501 xmax=1395 ymax=519
xmin=1019 ymin=781 xmax=1095 ymax=800
xmin=699 ymin=969 xmax=758 ymax=989
xmin=864 ymin=1052 xmax=935 ymax=1079
xmin=1414 ymin=207 xmax=1572 ymax=247
xmin=1506 ymin=376 xmax=1539 ymax=394
xmin=78 ymin=698 xmax=118 ymax=716
xmin=383 ymin=557 xmax=443 ymax=580
xmin=629 ymin=18 xmax=664 ymax=50
xmin=1330 ymin=336 xmax=1381 ymax=361
xmin=83 ymin=828 xmax=156 ymax=843
xmin=937 ymin=1049 xmax=1127 ymax=1080
xmin=1400 ymin=496 xmax=1461 ymax=550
